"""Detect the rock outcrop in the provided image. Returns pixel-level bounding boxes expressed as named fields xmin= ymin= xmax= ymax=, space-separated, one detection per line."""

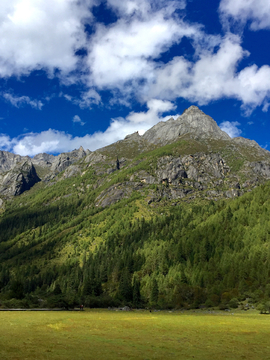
xmin=142 ymin=106 xmax=230 ymax=145
xmin=0 ymin=150 xmax=30 ymax=173
xmin=0 ymin=146 xmax=90 ymax=199
xmin=0 ymin=161 xmax=40 ymax=197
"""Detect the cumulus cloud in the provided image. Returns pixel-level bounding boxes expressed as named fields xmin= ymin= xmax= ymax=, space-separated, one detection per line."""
xmin=146 ymin=35 xmax=270 ymax=113
xmin=3 ymin=93 xmax=43 ymax=109
xmin=87 ymin=8 xmax=200 ymax=90
xmin=0 ymin=0 xmax=97 ymax=78
xmin=1 ymin=0 xmax=270 ymax=144
xmin=1 ymin=99 xmax=179 ymax=155
xmin=219 ymin=0 xmax=270 ymax=30
xmin=219 ymin=121 xmax=242 ymax=138
xmin=72 ymin=115 xmax=85 ymax=126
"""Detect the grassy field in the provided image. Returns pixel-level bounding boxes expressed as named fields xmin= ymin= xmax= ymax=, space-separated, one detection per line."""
xmin=0 ymin=309 xmax=270 ymax=360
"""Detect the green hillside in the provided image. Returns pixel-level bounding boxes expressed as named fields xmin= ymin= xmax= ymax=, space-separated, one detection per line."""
xmin=0 ymin=137 xmax=270 ymax=311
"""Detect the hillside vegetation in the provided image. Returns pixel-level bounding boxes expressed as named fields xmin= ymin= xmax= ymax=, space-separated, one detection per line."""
xmin=0 ymin=134 xmax=270 ymax=310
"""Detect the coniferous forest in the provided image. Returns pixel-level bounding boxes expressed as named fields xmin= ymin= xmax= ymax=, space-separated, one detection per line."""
xmin=0 ymin=164 xmax=270 ymax=311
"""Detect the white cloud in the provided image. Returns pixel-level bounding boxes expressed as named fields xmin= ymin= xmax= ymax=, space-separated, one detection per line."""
xmin=72 ymin=115 xmax=85 ymax=126
xmin=87 ymin=9 xmax=200 ymax=89
xmin=219 ymin=121 xmax=242 ymax=138
xmin=219 ymin=0 xmax=270 ymax=30
xmin=3 ymin=93 xmax=43 ymax=109
xmin=1 ymin=99 xmax=178 ymax=155
xmin=106 ymin=0 xmax=186 ymax=18
xmin=0 ymin=134 xmax=13 ymax=151
xmin=125 ymin=99 xmax=178 ymax=134
xmin=106 ymin=0 xmax=151 ymax=17
xmin=146 ymin=35 xmax=270 ymax=112
xmin=76 ymin=89 xmax=102 ymax=108
xmin=63 ymin=89 xmax=101 ymax=109
xmin=126 ymin=99 xmax=176 ymax=123
xmin=262 ymin=102 xmax=270 ymax=112
xmin=0 ymin=0 xmax=269 ymax=121
xmin=0 ymin=0 xmax=97 ymax=78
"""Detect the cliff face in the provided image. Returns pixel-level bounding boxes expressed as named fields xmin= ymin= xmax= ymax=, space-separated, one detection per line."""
xmin=142 ymin=106 xmax=230 ymax=145
xmin=0 ymin=146 xmax=88 ymax=203
xmin=0 ymin=161 xmax=40 ymax=197
xmin=0 ymin=106 xmax=270 ymax=209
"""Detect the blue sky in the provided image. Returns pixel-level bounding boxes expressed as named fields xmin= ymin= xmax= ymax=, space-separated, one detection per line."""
xmin=0 ymin=0 xmax=269 ymax=156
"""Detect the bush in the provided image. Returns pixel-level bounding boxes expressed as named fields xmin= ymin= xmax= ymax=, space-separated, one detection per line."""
xmin=205 ymin=299 xmax=215 ymax=308
xmin=219 ymin=303 xmax=229 ymax=311
xmin=257 ymin=301 xmax=270 ymax=314
xmin=229 ymin=298 xmax=239 ymax=308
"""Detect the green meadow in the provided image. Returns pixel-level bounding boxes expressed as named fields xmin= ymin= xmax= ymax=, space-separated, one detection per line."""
xmin=0 ymin=310 xmax=270 ymax=360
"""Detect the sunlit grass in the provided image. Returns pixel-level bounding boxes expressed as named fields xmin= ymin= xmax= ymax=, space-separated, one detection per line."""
xmin=0 ymin=309 xmax=270 ymax=360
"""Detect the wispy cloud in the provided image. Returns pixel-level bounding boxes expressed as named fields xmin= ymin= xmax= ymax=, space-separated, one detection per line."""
xmin=72 ymin=115 xmax=85 ymax=126
xmin=63 ymin=89 xmax=101 ymax=109
xmin=3 ymin=93 xmax=43 ymax=110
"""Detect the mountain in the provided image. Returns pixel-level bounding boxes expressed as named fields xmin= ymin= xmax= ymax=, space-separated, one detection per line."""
xmin=1 ymin=105 xmax=270 ymax=206
xmin=142 ymin=105 xmax=230 ymax=145
xmin=0 ymin=106 xmax=270 ymax=310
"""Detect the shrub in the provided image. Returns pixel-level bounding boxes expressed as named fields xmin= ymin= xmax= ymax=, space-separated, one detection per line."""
xmin=229 ymin=298 xmax=239 ymax=308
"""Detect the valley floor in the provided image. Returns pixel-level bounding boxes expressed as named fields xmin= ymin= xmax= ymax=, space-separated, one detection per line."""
xmin=0 ymin=309 xmax=269 ymax=359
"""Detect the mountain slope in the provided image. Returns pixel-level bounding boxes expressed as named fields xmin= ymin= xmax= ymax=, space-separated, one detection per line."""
xmin=0 ymin=106 xmax=270 ymax=309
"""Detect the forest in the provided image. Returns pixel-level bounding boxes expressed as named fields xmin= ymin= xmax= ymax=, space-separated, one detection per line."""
xmin=0 ymin=164 xmax=270 ymax=311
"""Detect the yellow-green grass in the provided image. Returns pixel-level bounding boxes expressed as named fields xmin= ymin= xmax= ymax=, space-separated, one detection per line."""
xmin=0 ymin=309 xmax=270 ymax=360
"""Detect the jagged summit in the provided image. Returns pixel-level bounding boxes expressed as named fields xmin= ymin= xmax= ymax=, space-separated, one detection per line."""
xmin=142 ymin=105 xmax=230 ymax=145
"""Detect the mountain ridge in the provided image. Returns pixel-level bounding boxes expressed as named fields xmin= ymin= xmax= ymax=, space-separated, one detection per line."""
xmin=0 ymin=105 xmax=270 ymax=206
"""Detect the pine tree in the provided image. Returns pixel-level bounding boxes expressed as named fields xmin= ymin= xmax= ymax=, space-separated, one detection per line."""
xmin=133 ymin=279 xmax=141 ymax=307
xmin=118 ymin=269 xmax=133 ymax=302
xmin=150 ymin=278 xmax=159 ymax=306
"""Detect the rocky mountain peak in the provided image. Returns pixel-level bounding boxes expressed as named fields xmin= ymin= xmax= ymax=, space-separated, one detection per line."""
xmin=181 ymin=105 xmax=202 ymax=115
xmin=142 ymin=105 xmax=230 ymax=145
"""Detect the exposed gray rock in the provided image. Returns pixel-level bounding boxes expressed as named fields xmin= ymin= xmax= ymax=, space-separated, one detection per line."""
xmin=0 ymin=150 xmax=30 ymax=173
xmin=32 ymin=153 xmax=55 ymax=168
xmin=0 ymin=161 xmax=40 ymax=197
xmin=147 ymin=187 xmax=193 ymax=204
xmin=225 ymin=189 xmax=241 ymax=198
xmin=51 ymin=146 xmax=87 ymax=174
xmin=233 ymin=137 xmax=264 ymax=150
xmin=95 ymin=183 xmax=135 ymax=207
xmin=249 ymin=161 xmax=270 ymax=178
xmin=107 ymin=168 xmax=117 ymax=174
xmin=124 ymin=132 xmax=141 ymax=141
xmin=142 ymin=106 xmax=230 ymax=145
xmin=157 ymin=157 xmax=187 ymax=184
xmin=85 ymin=152 xmax=106 ymax=165
xmin=187 ymin=165 xmax=198 ymax=181
xmin=156 ymin=153 xmax=229 ymax=185
xmin=61 ymin=165 xmax=81 ymax=179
